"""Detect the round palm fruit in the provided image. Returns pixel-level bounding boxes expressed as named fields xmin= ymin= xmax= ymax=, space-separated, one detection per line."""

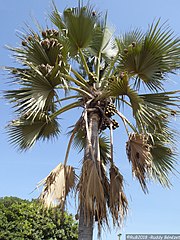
xmin=101 ymin=124 xmax=107 ymax=131
xmin=27 ymin=36 xmax=33 ymax=42
xmin=49 ymin=38 xmax=55 ymax=46
xmin=132 ymin=41 xmax=136 ymax=47
xmin=33 ymin=34 xmax=39 ymax=40
xmin=52 ymin=29 xmax=59 ymax=36
xmin=92 ymin=11 xmax=96 ymax=16
xmin=42 ymin=31 xmax=47 ymax=38
xmin=41 ymin=39 xmax=50 ymax=49
xmin=108 ymin=77 xmax=114 ymax=83
xmin=38 ymin=64 xmax=48 ymax=75
xmin=111 ymin=119 xmax=119 ymax=130
xmin=46 ymin=29 xmax=53 ymax=35
xmin=22 ymin=41 xmax=27 ymax=46
xmin=171 ymin=110 xmax=176 ymax=116
xmin=120 ymin=72 xmax=125 ymax=79
xmin=124 ymin=49 xmax=128 ymax=54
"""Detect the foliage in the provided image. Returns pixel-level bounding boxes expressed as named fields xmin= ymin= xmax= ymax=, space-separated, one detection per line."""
xmin=3 ymin=1 xmax=180 ymax=235
xmin=0 ymin=196 xmax=78 ymax=240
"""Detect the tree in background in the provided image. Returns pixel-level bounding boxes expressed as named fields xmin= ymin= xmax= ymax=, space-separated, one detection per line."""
xmin=0 ymin=196 xmax=78 ymax=240
xmin=4 ymin=1 xmax=180 ymax=240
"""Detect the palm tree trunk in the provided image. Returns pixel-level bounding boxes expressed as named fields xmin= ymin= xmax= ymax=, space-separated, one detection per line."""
xmin=78 ymin=207 xmax=93 ymax=240
xmin=78 ymin=113 xmax=100 ymax=240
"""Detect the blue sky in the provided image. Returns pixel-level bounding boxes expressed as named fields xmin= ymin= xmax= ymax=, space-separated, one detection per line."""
xmin=0 ymin=0 xmax=180 ymax=239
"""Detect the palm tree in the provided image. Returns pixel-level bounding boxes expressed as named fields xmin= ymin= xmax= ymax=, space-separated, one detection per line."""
xmin=4 ymin=2 xmax=180 ymax=239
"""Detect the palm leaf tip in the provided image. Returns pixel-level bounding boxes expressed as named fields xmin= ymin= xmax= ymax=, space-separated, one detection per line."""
xmin=150 ymin=135 xmax=178 ymax=188
xmin=39 ymin=163 xmax=77 ymax=209
xmin=7 ymin=116 xmax=60 ymax=151
xmin=126 ymin=133 xmax=153 ymax=193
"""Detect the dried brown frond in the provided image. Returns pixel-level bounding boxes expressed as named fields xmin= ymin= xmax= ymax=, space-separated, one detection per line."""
xmin=126 ymin=133 xmax=153 ymax=193
xmin=109 ymin=165 xmax=128 ymax=226
xmin=39 ymin=163 xmax=77 ymax=208
xmin=78 ymin=159 xmax=109 ymax=232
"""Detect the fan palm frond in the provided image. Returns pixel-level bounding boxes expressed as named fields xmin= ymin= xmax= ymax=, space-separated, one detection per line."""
xmin=5 ymin=66 xmax=58 ymax=118
xmin=63 ymin=4 xmax=97 ymax=52
xmin=116 ymin=20 xmax=180 ymax=91
xmin=8 ymin=26 xmax=69 ymax=69
xmin=105 ymin=73 xmax=143 ymax=114
xmin=99 ymin=134 xmax=111 ymax=164
xmin=49 ymin=2 xmax=66 ymax=30
xmin=135 ymin=91 xmax=179 ymax=133
xmin=147 ymin=116 xmax=178 ymax=187
xmin=39 ymin=163 xmax=77 ymax=208
xmin=90 ymin=14 xmax=117 ymax=59
xmin=140 ymin=90 xmax=180 ymax=112
xmin=151 ymin=138 xmax=177 ymax=188
xmin=7 ymin=114 xmax=60 ymax=151
xmin=116 ymin=28 xmax=144 ymax=52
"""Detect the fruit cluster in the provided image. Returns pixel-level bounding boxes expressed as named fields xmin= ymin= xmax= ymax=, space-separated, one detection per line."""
xmin=100 ymin=103 xmax=119 ymax=131
xmin=101 ymin=118 xmax=119 ymax=131
xmin=41 ymin=29 xmax=59 ymax=38
xmin=40 ymin=38 xmax=61 ymax=50
xmin=21 ymin=29 xmax=60 ymax=49
xmin=38 ymin=64 xmax=53 ymax=76
xmin=104 ymin=103 xmax=116 ymax=117
xmin=21 ymin=34 xmax=39 ymax=46
xmin=111 ymin=119 xmax=119 ymax=129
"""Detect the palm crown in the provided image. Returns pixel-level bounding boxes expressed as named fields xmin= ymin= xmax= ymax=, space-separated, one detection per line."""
xmin=4 ymin=2 xmax=180 ymax=235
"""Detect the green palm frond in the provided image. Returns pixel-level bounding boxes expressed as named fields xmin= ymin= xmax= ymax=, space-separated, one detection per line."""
xmin=8 ymin=28 xmax=69 ymax=68
xmin=135 ymin=91 xmax=179 ymax=133
xmin=137 ymin=108 xmax=177 ymax=188
xmin=116 ymin=28 xmax=144 ymax=52
xmin=99 ymin=134 xmax=111 ymax=164
xmin=63 ymin=4 xmax=96 ymax=52
xmin=5 ymin=66 xmax=58 ymax=118
xmin=116 ymin=20 xmax=180 ymax=91
xmin=90 ymin=14 xmax=117 ymax=59
xmin=8 ymin=35 xmax=50 ymax=66
xmin=107 ymin=76 xmax=128 ymax=96
xmin=7 ymin=115 xmax=60 ymax=151
xmin=151 ymin=134 xmax=177 ymax=187
xmin=147 ymin=118 xmax=177 ymax=187
xmin=49 ymin=2 xmax=66 ymax=30
xmin=151 ymin=144 xmax=177 ymax=187
xmin=135 ymin=104 xmax=161 ymax=132
xmin=105 ymin=74 xmax=143 ymax=114
xmin=71 ymin=126 xmax=85 ymax=151
xmin=140 ymin=90 xmax=180 ymax=112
